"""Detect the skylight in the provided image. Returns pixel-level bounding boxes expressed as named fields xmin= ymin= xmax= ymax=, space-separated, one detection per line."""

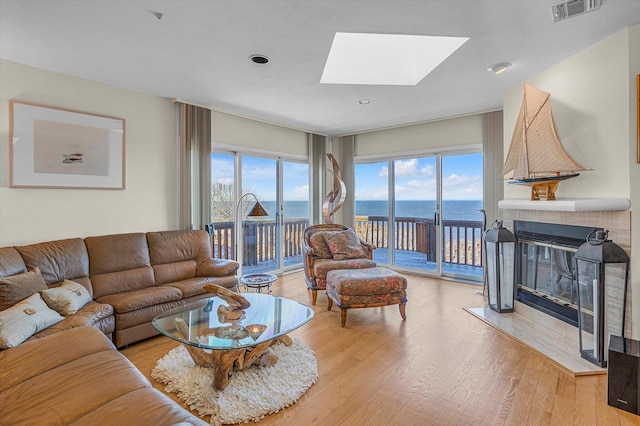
xmin=320 ymin=32 xmax=469 ymax=86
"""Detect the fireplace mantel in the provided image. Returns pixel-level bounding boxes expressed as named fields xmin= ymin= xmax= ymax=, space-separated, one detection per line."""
xmin=499 ymin=198 xmax=630 ymax=212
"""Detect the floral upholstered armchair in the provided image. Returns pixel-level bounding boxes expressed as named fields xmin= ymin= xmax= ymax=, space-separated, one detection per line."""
xmin=302 ymin=224 xmax=376 ymax=305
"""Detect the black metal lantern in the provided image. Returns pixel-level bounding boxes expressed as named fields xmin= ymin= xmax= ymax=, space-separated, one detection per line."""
xmin=575 ymin=229 xmax=630 ymax=367
xmin=483 ymin=220 xmax=517 ymax=313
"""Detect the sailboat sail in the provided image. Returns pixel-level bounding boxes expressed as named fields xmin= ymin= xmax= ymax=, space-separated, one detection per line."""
xmin=503 ymin=83 xmax=588 ymax=180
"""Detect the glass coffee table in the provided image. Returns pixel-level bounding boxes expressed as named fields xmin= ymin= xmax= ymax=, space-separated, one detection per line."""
xmin=152 ymin=292 xmax=314 ymax=390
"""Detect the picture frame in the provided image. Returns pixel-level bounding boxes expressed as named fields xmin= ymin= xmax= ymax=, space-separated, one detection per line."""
xmin=9 ymin=100 xmax=125 ymax=189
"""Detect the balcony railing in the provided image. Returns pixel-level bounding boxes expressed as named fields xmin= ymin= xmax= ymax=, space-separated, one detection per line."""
xmin=210 ymin=216 xmax=483 ymax=270
xmin=355 ymin=216 xmax=484 ymax=268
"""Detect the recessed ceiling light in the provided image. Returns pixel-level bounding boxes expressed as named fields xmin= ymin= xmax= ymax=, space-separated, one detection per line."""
xmin=358 ymin=99 xmax=371 ymax=105
xmin=321 ymin=32 xmax=469 ymax=86
xmin=487 ymin=62 xmax=512 ymax=75
xmin=250 ymin=55 xmax=270 ymax=65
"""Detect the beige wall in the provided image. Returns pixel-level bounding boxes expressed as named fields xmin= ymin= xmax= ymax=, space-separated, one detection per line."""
xmin=354 ymin=114 xmax=483 ymax=157
xmin=503 ymin=29 xmax=632 ymax=200
xmin=0 ymin=60 xmax=179 ymax=246
xmin=212 ymin=110 xmax=307 ymax=157
xmin=503 ymin=25 xmax=640 ymax=338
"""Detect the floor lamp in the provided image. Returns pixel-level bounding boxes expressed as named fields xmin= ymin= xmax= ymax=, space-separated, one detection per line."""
xmin=235 ymin=193 xmax=269 ymax=265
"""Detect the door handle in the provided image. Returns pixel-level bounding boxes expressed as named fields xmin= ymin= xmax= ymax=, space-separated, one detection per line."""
xmin=434 ymin=212 xmax=440 ymax=226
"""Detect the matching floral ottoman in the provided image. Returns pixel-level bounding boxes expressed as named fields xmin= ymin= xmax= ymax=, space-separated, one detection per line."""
xmin=326 ymin=266 xmax=407 ymax=327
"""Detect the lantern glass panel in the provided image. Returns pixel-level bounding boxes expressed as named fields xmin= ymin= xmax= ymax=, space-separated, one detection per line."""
xmin=499 ymin=242 xmax=515 ymax=310
xmin=485 ymin=243 xmax=497 ymax=309
xmin=576 ymin=258 xmax=598 ymax=361
xmin=604 ymin=263 xmax=627 ymax=344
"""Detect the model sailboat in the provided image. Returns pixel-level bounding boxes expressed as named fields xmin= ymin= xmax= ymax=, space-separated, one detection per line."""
xmin=502 ymin=82 xmax=589 ymax=200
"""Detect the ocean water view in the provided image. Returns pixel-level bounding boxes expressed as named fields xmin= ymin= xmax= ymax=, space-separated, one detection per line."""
xmin=260 ymin=200 xmax=484 ymax=221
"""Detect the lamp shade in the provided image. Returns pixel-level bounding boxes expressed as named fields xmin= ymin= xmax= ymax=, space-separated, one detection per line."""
xmin=246 ymin=200 xmax=268 ymax=217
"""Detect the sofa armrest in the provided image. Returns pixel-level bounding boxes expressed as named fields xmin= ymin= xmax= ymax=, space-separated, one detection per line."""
xmin=196 ymin=258 xmax=239 ymax=277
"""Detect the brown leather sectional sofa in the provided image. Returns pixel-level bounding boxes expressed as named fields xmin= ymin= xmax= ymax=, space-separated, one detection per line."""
xmin=0 ymin=229 xmax=239 ymax=348
xmin=0 ymin=229 xmax=239 ymax=425
xmin=0 ymin=326 xmax=209 ymax=425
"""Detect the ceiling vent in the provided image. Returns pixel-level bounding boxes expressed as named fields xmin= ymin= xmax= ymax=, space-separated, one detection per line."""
xmin=552 ymin=0 xmax=601 ymax=22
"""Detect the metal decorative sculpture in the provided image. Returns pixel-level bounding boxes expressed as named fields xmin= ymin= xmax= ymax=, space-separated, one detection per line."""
xmin=322 ymin=153 xmax=346 ymax=224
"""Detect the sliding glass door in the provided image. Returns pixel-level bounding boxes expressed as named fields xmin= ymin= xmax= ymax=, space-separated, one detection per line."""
xmin=441 ymin=153 xmax=484 ymax=281
xmin=211 ymin=152 xmax=309 ymax=276
xmin=283 ymin=161 xmax=309 ymax=268
xmin=241 ymin=156 xmax=278 ymax=274
xmin=355 ymin=150 xmax=483 ymax=282
xmin=393 ymin=157 xmax=438 ymax=273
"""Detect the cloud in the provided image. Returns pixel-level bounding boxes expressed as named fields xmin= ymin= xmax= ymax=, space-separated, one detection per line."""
xmin=378 ymin=159 xmax=435 ymax=179
xmin=292 ymin=185 xmax=309 ymax=198
xmin=442 ymin=174 xmax=483 ymax=199
xmin=355 ymin=186 xmax=389 ymax=200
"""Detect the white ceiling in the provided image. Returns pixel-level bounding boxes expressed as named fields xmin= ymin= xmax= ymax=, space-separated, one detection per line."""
xmin=1 ymin=1 xmax=639 ymax=137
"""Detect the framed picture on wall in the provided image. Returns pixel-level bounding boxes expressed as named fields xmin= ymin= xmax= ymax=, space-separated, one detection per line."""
xmin=9 ymin=100 xmax=126 ymax=189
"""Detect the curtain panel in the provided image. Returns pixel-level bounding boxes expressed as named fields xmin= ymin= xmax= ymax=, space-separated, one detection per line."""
xmin=179 ymin=103 xmax=211 ymax=230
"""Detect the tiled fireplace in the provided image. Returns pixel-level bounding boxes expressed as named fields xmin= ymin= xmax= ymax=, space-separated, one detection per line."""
xmin=458 ymin=199 xmax=634 ymax=374
xmin=500 ymin=199 xmax=633 ymax=338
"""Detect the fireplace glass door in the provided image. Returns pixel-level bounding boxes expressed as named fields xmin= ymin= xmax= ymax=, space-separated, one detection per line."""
xmin=517 ymin=240 xmax=578 ymax=323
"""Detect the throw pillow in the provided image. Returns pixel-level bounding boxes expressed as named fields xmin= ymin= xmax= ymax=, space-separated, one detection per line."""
xmin=0 ymin=267 xmax=48 ymax=311
xmin=323 ymin=229 xmax=367 ymax=260
xmin=309 ymin=232 xmax=333 ymax=259
xmin=41 ymin=279 xmax=92 ymax=316
xmin=0 ymin=293 xmax=64 ymax=349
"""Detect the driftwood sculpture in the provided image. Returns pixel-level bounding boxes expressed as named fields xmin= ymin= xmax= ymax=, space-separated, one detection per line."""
xmin=322 ymin=153 xmax=346 ymax=224
xmin=171 ymin=283 xmax=293 ymax=390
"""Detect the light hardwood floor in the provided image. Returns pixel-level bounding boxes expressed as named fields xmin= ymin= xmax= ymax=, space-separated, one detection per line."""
xmin=121 ymin=272 xmax=639 ymax=425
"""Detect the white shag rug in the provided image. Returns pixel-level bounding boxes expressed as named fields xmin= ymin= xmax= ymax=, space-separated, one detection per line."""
xmin=151 ymin=339 xmax=318 ymax=425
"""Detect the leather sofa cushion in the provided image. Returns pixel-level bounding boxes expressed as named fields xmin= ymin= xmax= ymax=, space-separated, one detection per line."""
xmin=0 ymin=326 xmax=207 ymax=425
xmin=161 ymin=275 xmax=236 ymax=298
xmin=0 ymin=247 xmax=27 ymax=278
xmin=91 ymin=266 xmax=156 ymax=299
xmin=113 ymin=299 xmax=187 ymax=330
xmin=0 ymin=327 xmax=114 ymax=391
xmin=85 ymin=233 xmax=151 ymax=276
xmin=70 ymin=387 xmax=209 ymax=426
xmin=147 ymin=229 xmax=211 ymax=265
xmin=97 ymin=286 xmax=182 ymax=314
xmin=15 ymin=238 xmax=89 ymax=286
xmin=1 ymin=328 xmax=148 ymax=425
xmin=153 ymin=260 xmax=197 ymax=285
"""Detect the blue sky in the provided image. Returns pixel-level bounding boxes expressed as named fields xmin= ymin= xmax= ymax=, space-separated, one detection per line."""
xmin=212 ymin=154 xmax=309 ymax=201
xmin=212 ymin=152 xmax=482 ymax=201
xmin=356 ymin=153 xmax=483 ymax=200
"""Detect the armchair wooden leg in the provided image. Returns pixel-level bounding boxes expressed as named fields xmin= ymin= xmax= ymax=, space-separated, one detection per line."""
xmin=340 ymin=309 xmax=347 ymax=327
xmin=311 ymin=289 xmax=317 ymax=305
xmin=399 ymin=303 xmax=407 ymax=320
xmin=327 ymin=298 xmax=333 ymax=311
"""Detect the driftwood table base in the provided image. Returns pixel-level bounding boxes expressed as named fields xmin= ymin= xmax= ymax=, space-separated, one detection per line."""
xmin=175 ymin=318 xmax=292 ymax=390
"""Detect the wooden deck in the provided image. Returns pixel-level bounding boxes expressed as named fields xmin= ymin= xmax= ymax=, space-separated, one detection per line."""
xmin=121 ymin=272 xmax=637 ymax=425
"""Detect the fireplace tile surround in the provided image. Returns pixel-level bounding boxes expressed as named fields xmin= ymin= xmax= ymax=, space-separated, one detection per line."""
xmin=500 ymin=201 xmax=632 ymax=337
xmin=471 ymin=199 xmax=633 ymax=373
